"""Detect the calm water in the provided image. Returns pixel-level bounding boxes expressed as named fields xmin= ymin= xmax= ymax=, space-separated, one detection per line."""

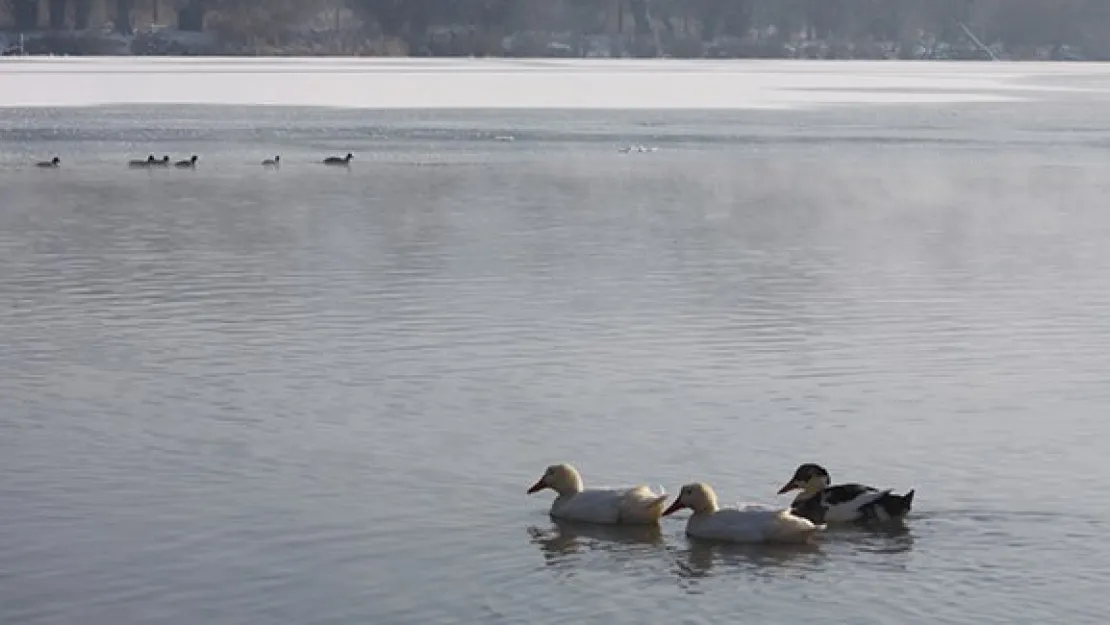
xmin=3 ymin=71 xmax=1110 ymax=625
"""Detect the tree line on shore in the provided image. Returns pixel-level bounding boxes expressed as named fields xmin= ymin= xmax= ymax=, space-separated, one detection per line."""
xmin=4 ymin=0 xmax=205 ymax=32
xmin=5 ymin=0 xmax=1110 ymax=56
xmin=344 ymin=0 xmax=1110 ymax=48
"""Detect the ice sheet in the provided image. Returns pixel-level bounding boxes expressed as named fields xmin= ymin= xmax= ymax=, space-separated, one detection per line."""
xmin=0 ymin=57 xmax=1103 ymax=109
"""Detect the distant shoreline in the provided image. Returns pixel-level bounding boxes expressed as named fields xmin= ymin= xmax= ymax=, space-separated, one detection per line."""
xmin=0 ymin=54 xmax=1093 ymax=62
xmin=0 ymin=28 xmax=1095 ymax=62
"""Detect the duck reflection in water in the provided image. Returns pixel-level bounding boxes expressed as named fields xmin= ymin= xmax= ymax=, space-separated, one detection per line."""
xmin=674 ymin=539 xmax=825 ymax=582
xmin=528 ymin=518 xmax=664 ymax=565
xmin=841 ymin=524 xmax=916 ymax=563
xmin=672 ymin=524 xmax=916 ymax=589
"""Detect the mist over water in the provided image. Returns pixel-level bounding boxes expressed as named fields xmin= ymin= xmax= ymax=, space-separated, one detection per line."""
xmin=2 ymin=60 xmax=1110 ymax=624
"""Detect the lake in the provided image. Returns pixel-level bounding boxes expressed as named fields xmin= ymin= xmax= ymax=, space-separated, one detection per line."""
xmin=1 ymin=59 xmax=1109 ymax=625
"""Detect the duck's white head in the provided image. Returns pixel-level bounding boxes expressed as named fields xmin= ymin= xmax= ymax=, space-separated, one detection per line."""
xmin=777 ymin=463 xmax=831 ymax=495
xmin=662 ymin=482 xmax=719 ymax=516
xmin=527 ymin=463 xmax=584 ymax=497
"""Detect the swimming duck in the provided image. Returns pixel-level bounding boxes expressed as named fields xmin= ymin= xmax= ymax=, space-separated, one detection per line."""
xmin=776 ymin=463 xmax=915 ymax=525
xmin=174 ymin=155 xmax=198 ymax=168
xmin=150 ymin=155 xmax=171 ymax=167
xmin=526 ymin=463 xmax=668 ymax=525
xmin=36 ymin=157 xmax=60 ymax=168
xmin=262 ymin=156 xmax=280 ymax=167
xmin=323 ymin=153 xmax=353 ymax=166
xmin=129 ymin=155 xmax=156 ymax=168
xmin=663 ymin=482 xmax=823 ymax=544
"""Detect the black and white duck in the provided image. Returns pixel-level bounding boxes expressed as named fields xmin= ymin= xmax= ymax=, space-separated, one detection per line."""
xmin=174 ymin=155 xmax=198 ymax=168
xmin=36 ymin=157 xmax=60 ymax=168
xmin=776 ymin=463 xmax=915 ymax=526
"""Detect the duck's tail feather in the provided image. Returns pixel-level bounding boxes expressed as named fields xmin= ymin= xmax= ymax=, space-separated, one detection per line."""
xmin=778 ymin=508 xmax=823 ymax=529
xmin=878 ymin=489 xmax=915 ymax=520
xmin=644 ymin=494 xmax=670 ymax=520
xmin=622 ymin=485 xmax=669 ymax=521
xmin=772 ymin=512 xmax=825 ymax=542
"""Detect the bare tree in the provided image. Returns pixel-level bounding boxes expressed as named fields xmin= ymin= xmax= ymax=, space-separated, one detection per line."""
xmin=116 ymin=0 xmax=134 ymax=34
xmin=74 ymin=0 xmax=92 ymax=30
xmin=7 ymin=0 xmax=40 ymax=30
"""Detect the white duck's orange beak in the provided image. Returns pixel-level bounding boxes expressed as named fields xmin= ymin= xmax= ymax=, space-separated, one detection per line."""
xmin=526 ymin=477 xmax=546 ymax=494
xmin=662 ymin=498 xmax=685 ymax=516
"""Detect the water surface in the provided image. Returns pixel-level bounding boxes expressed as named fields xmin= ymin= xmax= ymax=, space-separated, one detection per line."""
xmin=2 ymin=63 xmax=1110 ymax=625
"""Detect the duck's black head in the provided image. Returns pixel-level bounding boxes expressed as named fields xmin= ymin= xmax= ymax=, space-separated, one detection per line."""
xmin=51 ymin=157 xmax=60 ymax=165
xmin=777 ymin=463 xmax=831 ymax=495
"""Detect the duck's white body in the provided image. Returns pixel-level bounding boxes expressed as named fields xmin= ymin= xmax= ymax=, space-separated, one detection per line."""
xmin=528 ymin=464 xmax=667 ymax=526
xmin=687 ymin=504 xmax=822 ymax=544
xmin=549 ymin=485 xmax=668 ymax=525
xmin=665 ymin=483 xmax=824 ymax=544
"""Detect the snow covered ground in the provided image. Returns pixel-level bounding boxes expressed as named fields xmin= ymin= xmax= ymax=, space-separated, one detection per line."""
xmin=0 ymin=57 xmax=1105 ymax=109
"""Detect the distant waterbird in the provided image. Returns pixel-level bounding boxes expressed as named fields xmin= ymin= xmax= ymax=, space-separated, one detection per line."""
xmin=129 ymin=155 xmax=156 ymax=168
xmin=36 ymin=157 xmax=60 ymax=168
xmin=323 ymin=153 xmax=353 ymax=166
xmin=262 ymin=156 xmax=280 ymax=168
xmin=150 ymin=155 xmax=171 ymax=167
xmin=174 ymin=155 xmax=198 ymax=168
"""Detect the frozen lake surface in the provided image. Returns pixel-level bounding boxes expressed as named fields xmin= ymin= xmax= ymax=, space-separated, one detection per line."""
xmin=2 ymin=59 xmax=1110 ymax=625
xmin=2 ymin=57 xmax=1109 ymax=108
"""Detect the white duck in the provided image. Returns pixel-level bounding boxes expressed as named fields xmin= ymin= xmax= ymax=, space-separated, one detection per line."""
xmin=526 ymin=463 xmax=668 ymax=525
xmin=776 ymin=463 xmax=915 ymax=525
xmin=662 ymin=482 xmax=824 ymax=544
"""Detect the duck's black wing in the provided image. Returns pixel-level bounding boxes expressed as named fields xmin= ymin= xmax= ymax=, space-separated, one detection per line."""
xmin=823 ymin=483 xmax=880 ymax=505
